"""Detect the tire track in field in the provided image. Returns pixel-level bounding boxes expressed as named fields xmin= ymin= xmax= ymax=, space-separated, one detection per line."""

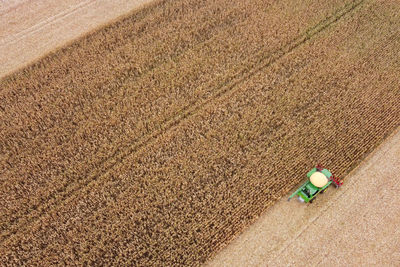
xmin=0 ymin=0 xmax=96 ymax=46
xmin=0 ymin=0 xmax=365 ymax=244
xmin=0 ymin=0 xmax=256 ymax=231
xmin=6 ymin=4 xmax=400 ymax=264
xmin=82 ymin=22 xmax=396 ymax=260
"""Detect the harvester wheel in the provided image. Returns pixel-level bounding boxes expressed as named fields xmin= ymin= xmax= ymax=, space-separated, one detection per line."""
xmin=309 ymin=198 xmax=314 ymax=203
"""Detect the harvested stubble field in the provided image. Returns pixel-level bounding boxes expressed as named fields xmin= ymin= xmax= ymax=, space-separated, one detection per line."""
xmin=1 ymin=0 xmax=399 ymax=265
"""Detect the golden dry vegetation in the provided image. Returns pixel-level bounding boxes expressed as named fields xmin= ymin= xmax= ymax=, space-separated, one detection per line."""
xmin=1 ymin=0 xmax=399 ymax=265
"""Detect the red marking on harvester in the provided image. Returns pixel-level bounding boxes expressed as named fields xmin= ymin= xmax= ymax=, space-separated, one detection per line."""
xmin=331 ymin=173 xmax=343 ymax=187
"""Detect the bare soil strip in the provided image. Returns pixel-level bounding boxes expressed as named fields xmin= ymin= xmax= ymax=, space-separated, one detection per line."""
xmin=1 ymin=0 xmax=400 ymax=265
xmin=207 ymin=127 xmax=400 ymax=266
xmin=0 ymin=0 xmax=156 ymax=78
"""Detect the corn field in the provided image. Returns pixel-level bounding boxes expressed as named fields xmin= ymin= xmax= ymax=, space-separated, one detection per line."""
xmin=0 ymin=0 xmax=399 ymax=265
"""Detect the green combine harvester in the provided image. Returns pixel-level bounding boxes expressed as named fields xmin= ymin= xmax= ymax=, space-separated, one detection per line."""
xmin=288 ymin=164 xmax=343 ymax=203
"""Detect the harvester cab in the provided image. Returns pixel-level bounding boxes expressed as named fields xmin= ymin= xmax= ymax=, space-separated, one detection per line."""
xmin=288 ymin=164 xmax=343 ymax=203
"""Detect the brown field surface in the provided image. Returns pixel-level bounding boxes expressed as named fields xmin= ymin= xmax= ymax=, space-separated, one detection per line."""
xmin=1 ymin=0 xmax=399 ymax=265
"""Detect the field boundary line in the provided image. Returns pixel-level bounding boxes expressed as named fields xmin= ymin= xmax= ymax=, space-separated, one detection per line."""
xmin=0 ymin=0 xmax=365 ymax=244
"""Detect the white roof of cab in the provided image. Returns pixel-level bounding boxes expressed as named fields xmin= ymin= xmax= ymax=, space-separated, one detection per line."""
xmin=310 ymin=172 xmax=328 ymax=188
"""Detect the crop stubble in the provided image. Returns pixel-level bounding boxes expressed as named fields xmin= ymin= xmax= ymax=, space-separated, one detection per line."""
xmin=1 ymin=0 xmax=400 ymax=265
